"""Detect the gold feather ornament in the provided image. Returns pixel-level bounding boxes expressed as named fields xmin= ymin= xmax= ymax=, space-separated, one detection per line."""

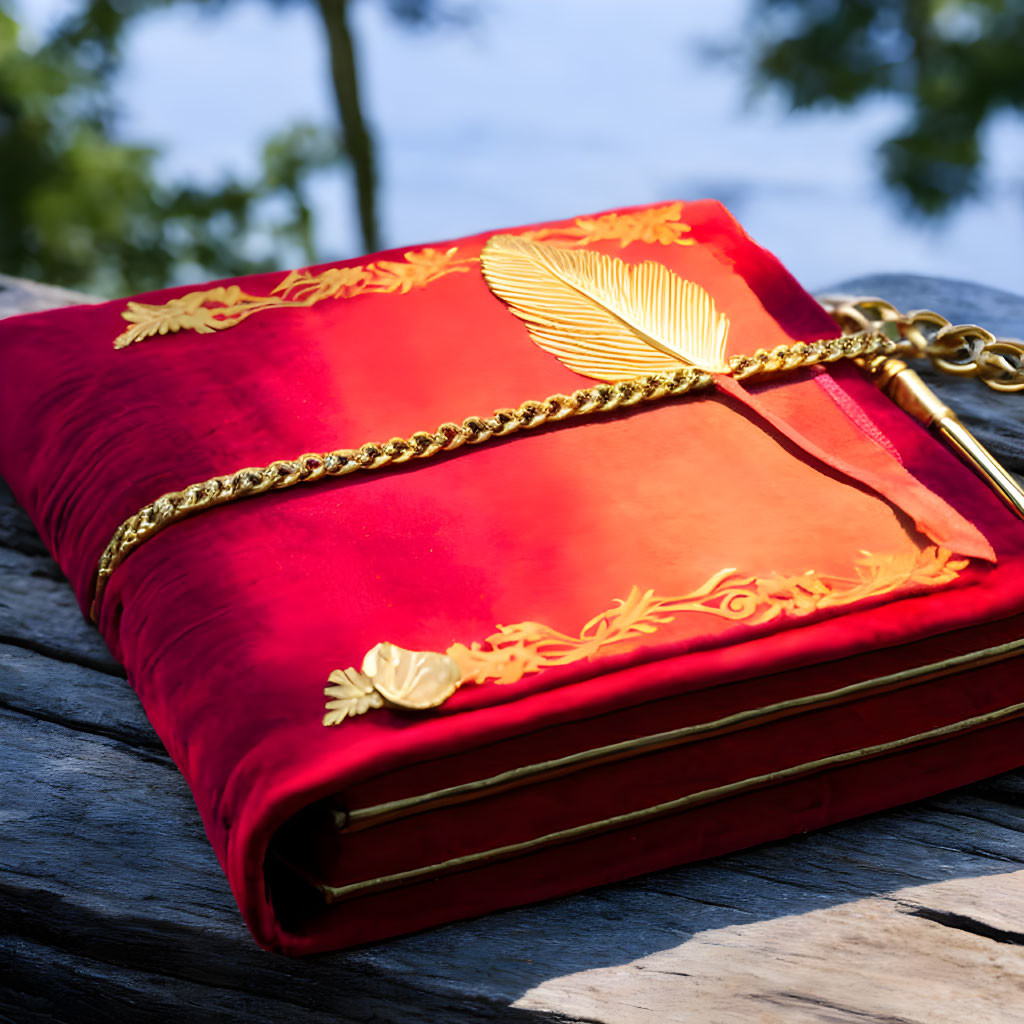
xmin=479 ymin=235 xmax=731 ymax=380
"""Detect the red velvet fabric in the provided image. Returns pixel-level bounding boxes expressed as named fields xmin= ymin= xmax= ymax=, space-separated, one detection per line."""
xmin=1 ymin=200 xmax=1023 ymax=955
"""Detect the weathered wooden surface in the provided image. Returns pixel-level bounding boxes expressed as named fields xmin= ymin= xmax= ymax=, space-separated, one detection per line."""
xmin=2 ymin=270 xmax=1024 ymax=1024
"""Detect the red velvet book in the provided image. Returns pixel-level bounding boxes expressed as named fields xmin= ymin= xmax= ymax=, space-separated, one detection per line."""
xmin=1 ymin=199 xmax=1022 ymax=955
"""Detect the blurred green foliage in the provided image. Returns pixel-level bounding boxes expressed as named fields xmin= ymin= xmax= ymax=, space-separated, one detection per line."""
xmin=2 ymin=0 xmax=1019 ymax=295
xmin=0 ymin=0 xmax=462 ymax=295
xmin=0 ymin=4 xmax=346 ymax=295
xmin=748 ymin=0 xmax=1024 ymax=215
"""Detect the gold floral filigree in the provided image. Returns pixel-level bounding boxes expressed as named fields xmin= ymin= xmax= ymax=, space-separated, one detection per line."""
xmin=519 ymin=201 xmax=694 ymax=248
xmin=114 ymin=204 xmax=694 ymax=348
xmin=114 ymin=247 xmax=474 ymax=349
xmin=323 ymin=546 xmax=967 ymax=723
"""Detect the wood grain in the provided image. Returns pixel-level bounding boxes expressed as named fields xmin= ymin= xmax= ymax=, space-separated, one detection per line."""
xmin=2 ymin=271 xmax=1024 ymax=1023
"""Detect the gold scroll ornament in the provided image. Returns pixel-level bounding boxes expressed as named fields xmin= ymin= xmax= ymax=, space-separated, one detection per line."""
xmin=323 ymin=546 xmax=967 ymax=725
xmin=113 ymin=203 xmax=695 ymax=349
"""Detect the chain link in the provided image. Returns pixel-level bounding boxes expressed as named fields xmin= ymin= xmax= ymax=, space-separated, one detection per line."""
xmin=91 ymin=367 xmax=718 ymax=615
xmin=816 ymin=294 xmax=1024 ymax=394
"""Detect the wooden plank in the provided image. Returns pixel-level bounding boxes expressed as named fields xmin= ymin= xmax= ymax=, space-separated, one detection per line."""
xmin=0 ymin=700 xmax=552 ymax=1023
xmin=4 ymin=673 xmax=1024 ymax=1024
xmin=2 ymin=271 xmax=1024 ymax=1023
xmin=515 ymin=882 xmax=1024 ymax=1023
xmin=0 ymin=540 xmax=123 ymax=676
xmin=0 ymin=273 xmax=99 ymax=319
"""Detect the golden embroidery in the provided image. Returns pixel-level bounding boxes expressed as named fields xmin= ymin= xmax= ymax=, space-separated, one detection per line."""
xmin=517 ymin=202 xmax=695 ymax=248
xmin=113 ymin=203 xmax=694 ymax=348
xmin=322 ymin=546 xmax=966 ymax=724
xmin=479 ymin=236 xmax=730 ymax=379
xmin=114 ymin=248 xmax=475 ymax=349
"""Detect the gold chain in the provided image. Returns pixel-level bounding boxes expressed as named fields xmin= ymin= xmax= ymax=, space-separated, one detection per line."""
xmin=90 ymin=329 xmax=896 ymax=617
xmin=817 ymin=294 xmax=1024 ymax=393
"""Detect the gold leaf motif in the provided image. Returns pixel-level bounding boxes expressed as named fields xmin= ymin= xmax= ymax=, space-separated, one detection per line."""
xmin=479 ymin=235 xmax=731 ymax=379
xmin=519 ymin=201 xmax=695 ymax=248
xmin=322 ymin=667 xmax=384 ymax=726
xmin=113 ymin=204 xmax=693 ymax=348
xmin=115 ymin=288 xmax=253 ymax=349
xmin=114 ymin=247 xmax=476 ymax=348
xmin=371 ymin=247 xmax=471 ymax=293
xmin=323 ymin=546 xmax=967 ymax=724
xmin=269 ymin=265 xmax=371 ymax=303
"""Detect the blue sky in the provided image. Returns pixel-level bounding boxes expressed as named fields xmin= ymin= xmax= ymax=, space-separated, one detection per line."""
xmin=15 ymin=0 xmax=1024 ymax=292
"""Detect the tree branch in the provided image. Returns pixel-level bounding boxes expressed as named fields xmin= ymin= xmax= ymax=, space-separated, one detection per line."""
xmin=316 ymin=0 xmax=380 ymax=254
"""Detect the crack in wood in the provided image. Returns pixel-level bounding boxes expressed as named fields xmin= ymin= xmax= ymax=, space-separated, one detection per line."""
xmin=0 ymin=632 xmax=126 ymax=678
xmin=642 ymin=888 xmax=754 ymax=913
xmin=758 ymin=991 xmax=921 ymax=1023
xmin=902 ymin=906 xmax=1024 ymax=947
xmin=717 ymin=862 xmax=835 ymax=894
xmin=0 ymin=695 xmax=167 ymax=759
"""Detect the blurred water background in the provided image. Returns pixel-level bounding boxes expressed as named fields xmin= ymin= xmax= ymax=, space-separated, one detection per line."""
xmin=5 ymin=0 xmax=1023 ymax=296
